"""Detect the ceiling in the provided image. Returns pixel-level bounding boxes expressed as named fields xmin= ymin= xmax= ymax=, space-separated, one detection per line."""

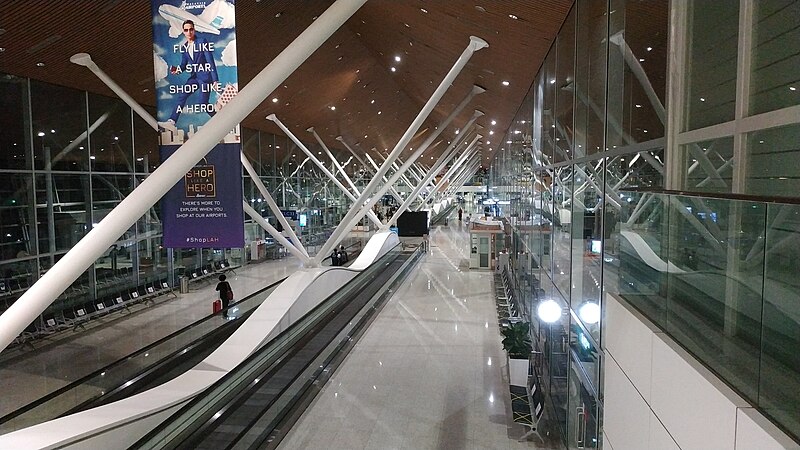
xmin=0 ymin=0 xmax=572 ymax=168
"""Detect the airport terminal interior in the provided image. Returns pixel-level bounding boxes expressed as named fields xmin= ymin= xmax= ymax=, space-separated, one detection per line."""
xmin=0 ymin=0 xmax=799 ymax=449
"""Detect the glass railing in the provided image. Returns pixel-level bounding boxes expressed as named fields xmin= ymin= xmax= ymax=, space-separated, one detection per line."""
xmin=606 ymin=190 xmax=800 ymax=441
xmin=0 ymin=277 xmax=286 ymax=434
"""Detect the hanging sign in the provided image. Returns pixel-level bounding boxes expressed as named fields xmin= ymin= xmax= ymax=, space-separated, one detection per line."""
xmin=151 ymin=0 xmax=244 ymax=248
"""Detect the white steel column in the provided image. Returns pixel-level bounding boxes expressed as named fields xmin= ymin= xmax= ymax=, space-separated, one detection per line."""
xmin=364 ymin=153 xmax=405 ymax=203
xmin=440 ymin=156 xmax=478 ymax=201
xmin=430 ymin=148 xmax=479 ymax=205
xmin=70 ymin=53 xmax=159 ymax=130
xmin=76 ymin=41 xmax=313 ymax=263
xmin=308 ymin=127 xmax=363 ymax=197
xmin=336 ymin=137 xmax=374 ymax=174
xmin=388 ymin=85 xmax=484 ymax=202
xmin=242 ymin=202 xmax=310 ymax=263
xmin=0 ymin=0 xmax=367 ymax=353
xmin=240 ymin=153 xmax=311 ymax=261
xmin=385 ymin=119 xmax=479 ymax=228
xmin=398 ymin=109 xmax=482 ymax=212
xmin=418 ymin=136 xmax=481 ymax=209
xmin=268 ymin=114 xmax=383 ymax=227
xmin=443 ymin=158 xmax=480 ymax=199
xmin=316 ymin=36 xmax=489 ymax=262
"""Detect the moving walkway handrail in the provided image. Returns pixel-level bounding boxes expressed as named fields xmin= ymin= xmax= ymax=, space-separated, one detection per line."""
xmin=0 ymin=275 xmax=288 ymax=434
xmin=134 ymin=243 xmax=420 ymax=448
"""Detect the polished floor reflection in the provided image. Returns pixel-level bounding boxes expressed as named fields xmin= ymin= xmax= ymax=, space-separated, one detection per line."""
xmin=281 ymin=219 xmax=562 ymax=449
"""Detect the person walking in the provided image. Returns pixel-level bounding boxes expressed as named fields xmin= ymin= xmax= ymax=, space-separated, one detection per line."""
xmin=215 ymin=274 xmax=233 ymax=319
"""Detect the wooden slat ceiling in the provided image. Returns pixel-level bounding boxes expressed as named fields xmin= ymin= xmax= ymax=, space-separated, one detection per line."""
xmin=0 ymin=0 xmax=572 ymax=167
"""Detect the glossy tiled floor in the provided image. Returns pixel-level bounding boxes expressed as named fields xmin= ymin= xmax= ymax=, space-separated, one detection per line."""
xmin=280 ymin=221 xmax=563 ymax=450
xmin=0 ymin=255 xmax=303 ymax=418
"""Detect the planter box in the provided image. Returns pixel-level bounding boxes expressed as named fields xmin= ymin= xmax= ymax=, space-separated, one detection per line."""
xmin=508 ymin=356 xmax=529 ymax=387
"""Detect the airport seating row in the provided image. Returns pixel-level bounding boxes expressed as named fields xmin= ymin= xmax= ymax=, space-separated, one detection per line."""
xmin=510 ymin=372 xmax=546 ymax=442
xmin=12 ymin=278 xmax=178 ymax=349
xmin=494 ymin=266 xmax=545 ymax=442
xmin=495 ymin=266 xmax=522 ymax=327
xmin=184 ymin=259 xmax=235 ymax=285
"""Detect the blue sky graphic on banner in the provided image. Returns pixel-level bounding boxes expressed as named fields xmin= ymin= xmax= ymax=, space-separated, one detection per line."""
xmin=151 ymin=0 xmax=244 ymax=248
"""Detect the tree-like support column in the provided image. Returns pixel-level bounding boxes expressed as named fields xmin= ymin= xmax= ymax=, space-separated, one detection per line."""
xmin=315 ymin=36 xmax=489 ymax=263
xmin=0 ymin=0 xmax=368 ymax=353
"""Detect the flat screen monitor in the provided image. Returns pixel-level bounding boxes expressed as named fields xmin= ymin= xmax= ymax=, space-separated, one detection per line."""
xmin=397 ymin=211 xmax=429 ymax=236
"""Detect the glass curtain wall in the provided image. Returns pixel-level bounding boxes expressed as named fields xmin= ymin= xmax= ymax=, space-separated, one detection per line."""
xmin=0 ymin=72 xmax=355 ymax=321
xmin=490 ymin=0 xmax=670 ymax=447
xmin=492 ymin=0 xmax=800 ymax=446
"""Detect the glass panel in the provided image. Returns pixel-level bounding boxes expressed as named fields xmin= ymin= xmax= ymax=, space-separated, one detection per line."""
xmin=553 ymin=166 xmax=572 ymax=298
xmin=613 ymin=192 xmax=670 ymax=324
xmin=746 ymin=123 xmax=800 ymax=198
xmin=538 ymin=288 xmax=570 ymax=441
xmin=0 ymin=74 xmax=29 ymax=170
xmin=134 ymin=107 xmax=159 ymax=173
xmin=684 ymin=0 xmax=739 ymax=130
xmin=606 ymin=0 xmax=669 ymax=147
xmin=749 ymin=0 xmax=800 ymax=115
xmin=681 ymin=136 xmax=735 ymax=194
xmin=541 ymin=51 xmax=557 ymax=163
xmin=666 ymin=195 xmax=765 ymax=400
xmin=0 ymin=174 xmax=35 ymax=264
xmin=575 ymin=0 xmax=608 ymax=156
xmin=571 ymin=162 xmax=603 ymax=340
xmin=88 ymin=94 xmax=132 ymax=173
xmin=30 ymin=79 xmax=88 ymax=171
xmin=554 ymin=7 xmax=575 ymax=164
xmin=567 ymin=353 xmax=600 ymax=449
xmin=761 ymin=203 xmax=800 ymax=438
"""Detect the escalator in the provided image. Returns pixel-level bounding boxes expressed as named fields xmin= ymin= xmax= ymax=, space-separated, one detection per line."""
xmin=430 ymin=202 xmax=458 ymax=226
xmin=134 ymin=244 xmax=423 ymax=449
xmin=0 ymin=276 xmax=288 ymax=435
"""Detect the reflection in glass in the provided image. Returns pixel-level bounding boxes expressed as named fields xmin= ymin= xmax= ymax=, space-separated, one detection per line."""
xmin=762 ymin=203 xmax=800 ymax=438
xmin=682 ymin=136 xmax=734 ymax=194
xmin=88 ymin=94 xmax=132 ymax=173
xmin=575 ymin=0 xmax=608 ymax=156
xmin=570 ymin=162 xmax=603 ymax=340
xmin=606 ymin=0 xmax=668 ymax=147
xmin=0 ymin=73 xmax=28 ymax=170
xmin=30 ymin=79 xmax=88 ymax=171
xmin=684 ymin=0 xmax=739 ymax=130
xmin=749 ymin=1 xmax=800 ymax=115
xmin=746 ymin=123 xmax=800 ymax=198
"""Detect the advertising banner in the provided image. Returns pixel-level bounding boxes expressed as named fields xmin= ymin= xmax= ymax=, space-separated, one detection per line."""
xmin=151 ymin=0 xmax=244 ymax=248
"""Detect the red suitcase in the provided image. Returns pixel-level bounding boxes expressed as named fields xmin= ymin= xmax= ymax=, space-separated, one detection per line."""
xmin=213 ymin=299 xmax=222 ymax=314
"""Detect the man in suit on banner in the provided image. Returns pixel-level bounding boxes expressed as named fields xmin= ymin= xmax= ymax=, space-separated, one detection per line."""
xmin=158 ymin=19 xmax=220 ymax=132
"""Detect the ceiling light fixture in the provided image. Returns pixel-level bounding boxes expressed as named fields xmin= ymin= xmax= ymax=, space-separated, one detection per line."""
xmin=272 ymin=98 xmax=278 ymax=103
xmin=509 ymin=14 xmax=518 ymax=20
xmin=394 ymin=55 xmax=401 ymax=62
xmin=330 ymin=106 xmax=336 ymax=110
xmin=502 ymin=80 xmax=509 ymax=86
xmin=491 ymin=120 xmax=497 ymax=125
xmin=390 ymin=67 xmax=396 ymax=72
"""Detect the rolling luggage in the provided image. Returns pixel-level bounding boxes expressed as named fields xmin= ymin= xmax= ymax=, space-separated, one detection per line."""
xmin=213 ymin=299 xmax=222 ymax=314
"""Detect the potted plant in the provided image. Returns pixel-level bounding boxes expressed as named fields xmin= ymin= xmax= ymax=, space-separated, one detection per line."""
xmin=502 ymin=321 xmax=532 ymax=386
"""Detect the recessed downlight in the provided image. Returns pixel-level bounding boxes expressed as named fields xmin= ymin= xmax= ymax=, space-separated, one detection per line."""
xmin=501 ymin=80 xmax=509 ymax=86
